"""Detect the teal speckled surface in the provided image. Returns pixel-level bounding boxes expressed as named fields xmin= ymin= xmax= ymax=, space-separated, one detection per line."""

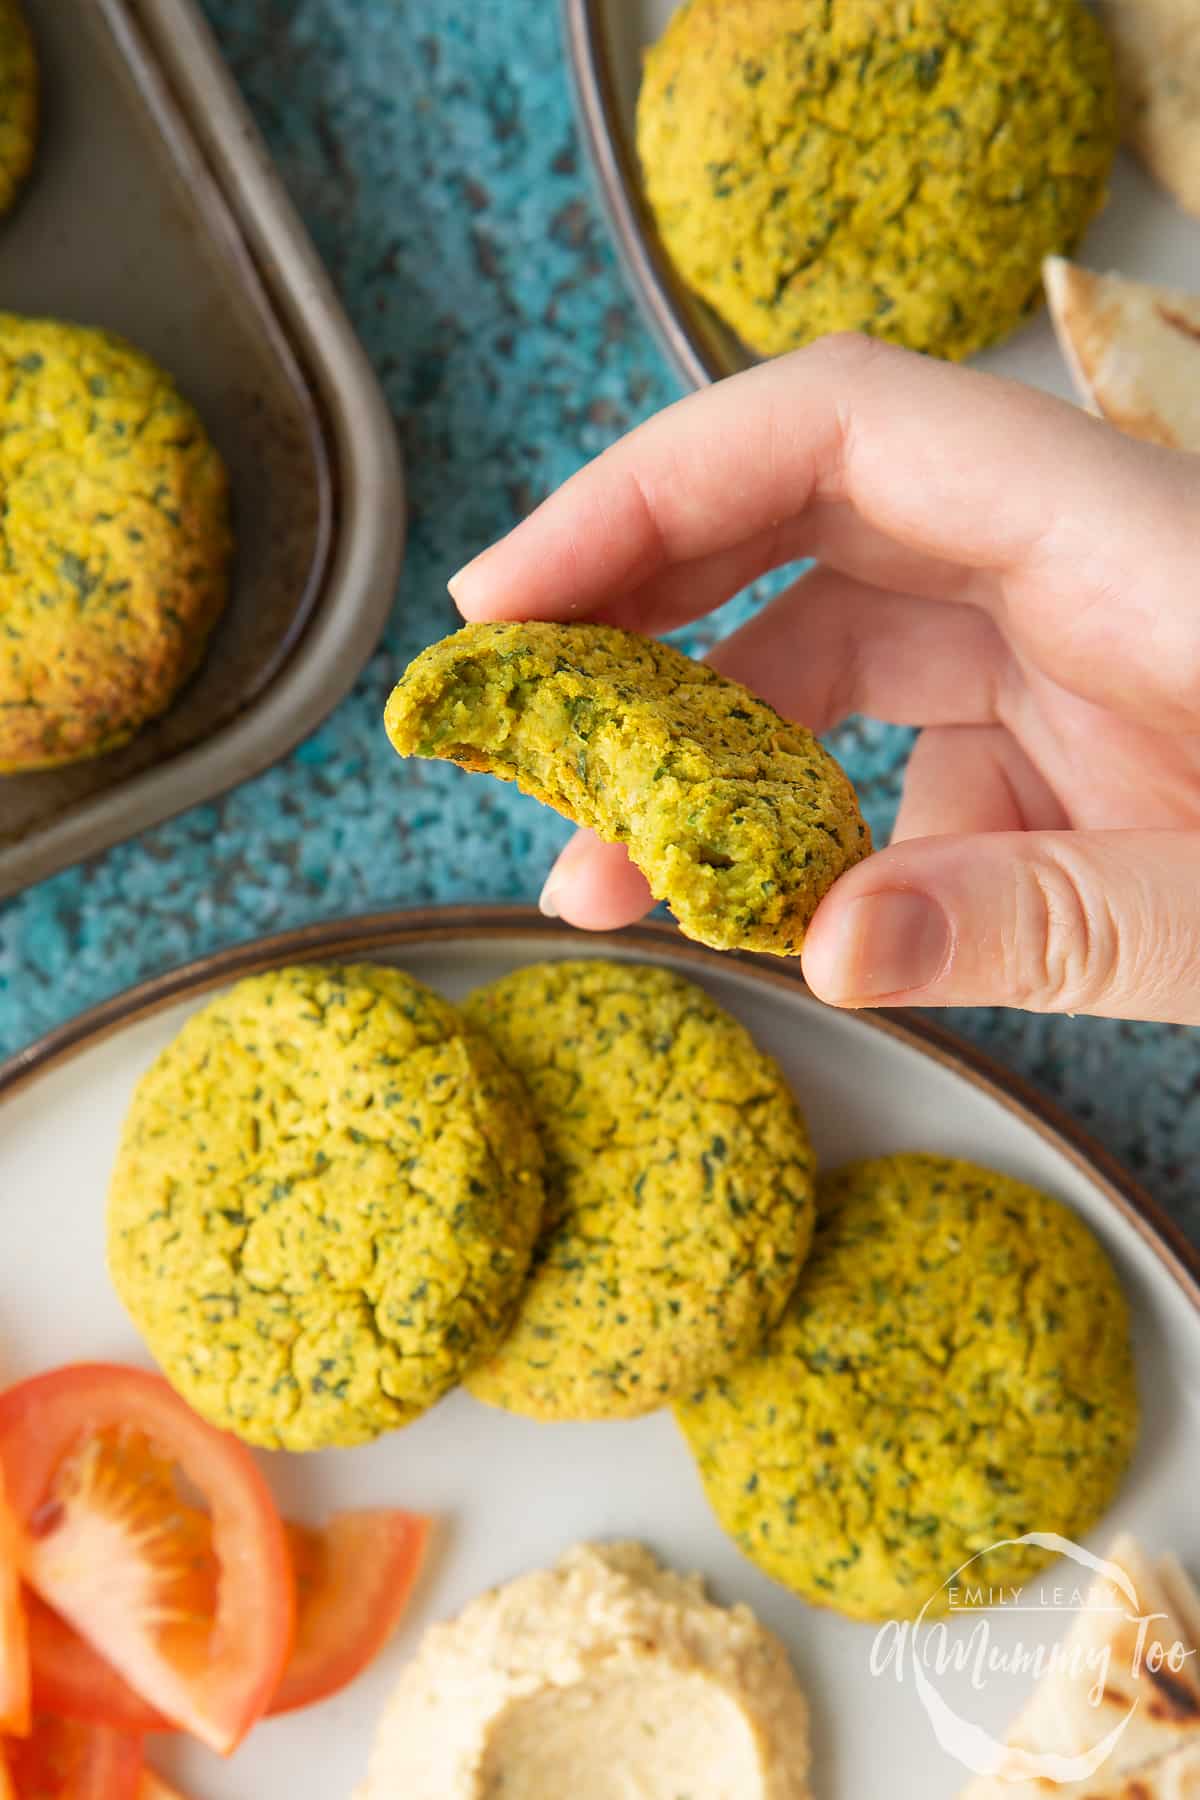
xmin=0 ymin=0 xmax=1197 ymax=1245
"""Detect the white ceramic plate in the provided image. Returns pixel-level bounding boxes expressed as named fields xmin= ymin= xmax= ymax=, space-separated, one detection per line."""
xmin=565 ymin=0 xmax=1200 ymax=397
xmin=1 ymin=911 xmax=1197 ymax=1799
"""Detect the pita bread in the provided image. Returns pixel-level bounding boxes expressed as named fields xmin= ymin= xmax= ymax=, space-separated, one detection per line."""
xmin=1098 ymin=0 xmax=1200 ymax=217
xmin=1067 ymin=1744 xmax=1200 ymax=1799
xmin=1165 ymin=1556 xmax=1200 ymax=1657
xmin=961 ymin=1536 xmax=1200 ymax=1797
xmin=1044 ymin=257 xmax=1200 ymax=452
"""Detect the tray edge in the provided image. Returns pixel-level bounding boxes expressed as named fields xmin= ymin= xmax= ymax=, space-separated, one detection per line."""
xmin=0 ymin=0 xmax=405 ymax=896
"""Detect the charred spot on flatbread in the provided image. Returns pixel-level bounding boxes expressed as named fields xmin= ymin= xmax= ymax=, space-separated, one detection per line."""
xmin=1044 ymin=258 xmax=1200 ymax=453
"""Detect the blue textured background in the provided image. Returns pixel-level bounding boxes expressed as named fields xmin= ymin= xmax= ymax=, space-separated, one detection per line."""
xmin=0 ymin=0 xmax=1196 ymax=1245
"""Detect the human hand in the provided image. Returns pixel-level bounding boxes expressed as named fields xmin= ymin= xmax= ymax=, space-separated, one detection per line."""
xmin=448 ymin=335 xmax=1200 ymax=1024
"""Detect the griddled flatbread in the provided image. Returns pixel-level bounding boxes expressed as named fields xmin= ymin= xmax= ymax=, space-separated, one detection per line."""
xmin=1044 ymin=258 xmax=1200 ymax=451
xmin=962 ymin=1537 xmax=1200 ymax=1797
xmin=1063 ymin=1745 xmax=1200 ymax=1799
xmin=1165 ymin=1555 xmax=1200 ymax=1655
xmin=1098 ymin=0 xmax=1200 ymax=216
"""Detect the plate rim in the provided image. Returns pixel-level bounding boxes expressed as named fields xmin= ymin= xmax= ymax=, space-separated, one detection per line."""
xmin=562 ymin=0 xmax=727 ymax=391
xmin=3 ymin=903 xmax=1197 ymax=1311
xmin=564 ymin=0 xmax=1200 ymax=403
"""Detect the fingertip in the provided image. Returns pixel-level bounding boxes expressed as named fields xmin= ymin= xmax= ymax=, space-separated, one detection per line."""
xmin=802 ymin=875 xmax=952 ymax=1008
xmin=537 ymin=879 xmax=562 ymax=920
xmin=448 ymin=555 xmax=579 ymax=625
xmin=446 ymin=553 xmax=494 ymax=621
xmin=799 ymin=898 xmax=844 ymax=1005
xmin=538 ymin=830 xmax=656 ymax=933
xmin=807 ymin=828 xmax=1200 ymax=1022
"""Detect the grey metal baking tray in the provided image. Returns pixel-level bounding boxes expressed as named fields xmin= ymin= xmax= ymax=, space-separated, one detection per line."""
xmin=0 ymin=0 xmax=405 ymax=896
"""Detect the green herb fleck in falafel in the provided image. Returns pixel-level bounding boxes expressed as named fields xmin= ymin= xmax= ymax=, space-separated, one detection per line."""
xmin=464 ymin=959 xmax=816 ymax=1420
xmin=107 ymin=964 xmax=546 ymax=1451
xmin=384 ymin=622 xmax=870 ymax=957
xmin=0 ymin=1 xmax=36 ymax=223
xmin=637 ymin=0 xmax=1119 ymax=360
xmin=677 ymin=1153 xmax=1139 ymax=1621
xmin=0 ymin=315 xmax=231 ymax=772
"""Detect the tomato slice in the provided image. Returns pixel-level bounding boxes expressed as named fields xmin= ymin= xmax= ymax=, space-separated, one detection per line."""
xmin=4 ymin=1716 xmax=141 ymax=1799
xmin=30 ymin=1505 xmax=430 ymax=1730
xmin=0 ymin=1366 xmax=294 ymax=1755
xmin=0 ymin=1470 xmax=29 ymax=1738
xmin=271 ymin=1510 xmax=429 ymax=1715
xmin=26 ymin=1594 xmax=165 ymax=1735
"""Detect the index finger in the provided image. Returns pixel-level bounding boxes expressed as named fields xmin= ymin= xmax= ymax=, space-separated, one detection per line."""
xmin=448 ymin=334 xmax=1186 ymax=632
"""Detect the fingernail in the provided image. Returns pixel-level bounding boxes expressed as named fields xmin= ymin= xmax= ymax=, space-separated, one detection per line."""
xmin=538 ymin=874 xmax=562 ymax=919
xmin=539 ymin=834 xmax=591 ymax=919
xmin=447 ymin=550 xmax=490 ymax=613
xmin=824 ymin=891 xmax=951 ymax=1003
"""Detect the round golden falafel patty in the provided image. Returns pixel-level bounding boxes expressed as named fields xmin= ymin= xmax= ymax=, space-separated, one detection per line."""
xmin=385 ymin=622 xmax=870 ymax=956
xmin=0 ymin=0 xmax=36 ymax=221
xmin=463 ymin=960 xmax=816 ymax=1420
xmin=107 ymin=964 xmax=546 ymax=1451
xmin=636 ymin=0 xmax=1118 ymax=361
xmin=0 ymin=316 xmax=231 ymax=772
xmin=676 ymin=1154 xmax=1138 ymax=1622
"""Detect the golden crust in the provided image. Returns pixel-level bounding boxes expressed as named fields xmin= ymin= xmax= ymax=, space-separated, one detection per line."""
xmin=463 ymin=960 xmax=815 ymax=1420
xmin=0 ymin=316 xmax=231 ymax=772
xmin=677 ymin=1154 xmax=1139 ymax=1621
xmin=0 ymin=0 xmax=36 ymax=222
xmin=107 ymin=964 xmax=546 ymax=1451
xmin=637 ymin=0 xmax=1119 ymax=360
xmin=384 ymin=621 xmax=870 ymax=956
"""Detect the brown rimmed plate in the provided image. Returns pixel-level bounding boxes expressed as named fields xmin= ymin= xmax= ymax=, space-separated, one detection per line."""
xmin=0 ymin=908 xmax=1196 ymax=1797
xmin=564 ymin=0 xmax=1200 ymax=397
xmin=0 ymin=0 xmax=404 ymax=896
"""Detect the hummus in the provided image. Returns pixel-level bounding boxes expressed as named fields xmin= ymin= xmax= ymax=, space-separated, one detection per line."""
xmin=355 ymin=1541 xmax=812 ymax=1800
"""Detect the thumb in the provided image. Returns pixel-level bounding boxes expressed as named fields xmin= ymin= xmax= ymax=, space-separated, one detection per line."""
xmin=801 ymin=831 xmax=1200 ymax=1025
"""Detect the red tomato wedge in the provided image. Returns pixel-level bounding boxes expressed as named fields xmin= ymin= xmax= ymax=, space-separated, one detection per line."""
xmin=272 ymin=1510 xmax=429 ymax=1715
xmin=26 ymin=1595 xmax=165 ymax=1735
xmin=28 ymin=1506 xmax=429 ymax=1731
xmin=0 ymin=1366 xmax=294 ymax=1755
xmin=4 ymin=1716 xmax=141 ymax=1799
xmin=0 ymin=1470 xmax=29 ymax=1738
